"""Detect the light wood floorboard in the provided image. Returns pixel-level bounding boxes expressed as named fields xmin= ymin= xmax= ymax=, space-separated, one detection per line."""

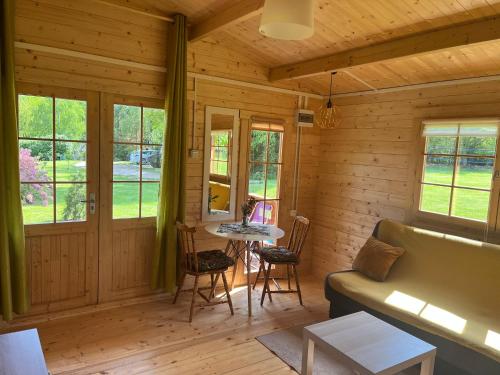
xmin=1 ymin=276 xmax=328 ymax=374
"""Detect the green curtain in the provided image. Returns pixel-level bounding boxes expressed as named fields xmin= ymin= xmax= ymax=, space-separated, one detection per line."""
xmin=0 ymin=0 xmax=29 ymax=321
xmin=151 ymin=14 xmax=187 ymax=292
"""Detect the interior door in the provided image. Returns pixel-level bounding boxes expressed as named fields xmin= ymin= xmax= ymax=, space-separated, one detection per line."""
xmin=17 ymin=84 xmax=99 ymax=314
xmin=98 ymin=94 xmax=165 ymax=302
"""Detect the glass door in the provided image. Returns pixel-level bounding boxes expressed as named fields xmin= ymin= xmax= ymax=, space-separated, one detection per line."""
xmin=17 ymin=84 xmax=99 ymax=314
xmin=98 ymin=94 xmax=166 ymax=302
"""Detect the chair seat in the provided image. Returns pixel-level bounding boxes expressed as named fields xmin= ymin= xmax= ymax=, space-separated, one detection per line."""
xmin=259 ymin=246 xmax=298 ymax=264
xmin=189 ymin=250 xmax=234 ymax=272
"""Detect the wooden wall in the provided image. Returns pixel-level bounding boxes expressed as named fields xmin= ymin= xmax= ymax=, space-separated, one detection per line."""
xmin=312 ymin=80 xmax=500 ymax=276
xmin=186 ymin=80 xmax=320 ymax=274
xmin=14 ymin=0 xmax=320 ymax=313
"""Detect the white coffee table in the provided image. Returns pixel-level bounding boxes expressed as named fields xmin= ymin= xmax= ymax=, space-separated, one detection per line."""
xmin=302 ymin=311 xmax=436 ymax=375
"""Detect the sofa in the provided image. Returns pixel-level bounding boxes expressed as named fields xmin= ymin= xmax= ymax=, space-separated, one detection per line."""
xmin=325 ymin=219 xmax=500 ymax=375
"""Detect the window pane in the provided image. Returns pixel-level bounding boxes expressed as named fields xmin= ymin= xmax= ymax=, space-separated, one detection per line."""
xmin=458 ymin=136 xmax=496 ymax=156
xmin=248 ymin=163 xmax=266 ymax=198
xmin=142 ymin=146 xmax=162 ymax=181
xmin=265 ymin=164 xmax=280 ymax=199
xmin=250 ymin=130 xmax=268 ymax=162
xmin=425 ymin=136 xmax=456 ymax=154
xmin=21 ymin=183 xmax=53 ymax=224
xmin=420 ymin=184 xmax=451 ymax=215
xmin=451 ymin=188 xmax=489 ymax=222
xmin=249 ymin=200 xmax=278 ymax=225
xmin=56 ymin=184 xmax=86 ymax=222
xmin=55 ymin=142 xmax=86 ymax=182
xmin=114 ymin=144 xmax=140 ymax=181
xmin=143 ymin=108 xmax=165 ymax=144
xmin=55 ymin=98 xmax=86 ymax=141
xmin=114 ymin=104 xmax=141 ymax=142
xmin=142 ymin=183 xmax=160 ymax=217
xmin=455 ymin=157 xmax=493 ymax=189
xmin=19 ymin=141 xmax=53 ymax=182
xmin=268 ymin=131 xmax=282 ymax=163
xmin=210 ymin=160 xmax=217 ymax=174
xmin=113 ymin=183 xmax=139 ymax=219
xmin=422 ymin=156 xmax=454 ymax=185
xmin=18 ymin=95 xmax=53 ymax=139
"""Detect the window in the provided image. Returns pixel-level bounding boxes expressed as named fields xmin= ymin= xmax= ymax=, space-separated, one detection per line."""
xmin=418 ymin=120 xmax=499 ymax=222
xmin=210 ymin=130 xmax=231 ymax=177
xmin=18 ymin=94 xmax=88 ymax=225
xmin=247 ymin=122 xmax=284 ymax=225
xmin=112 ymin=104 xmax=165 ymax=219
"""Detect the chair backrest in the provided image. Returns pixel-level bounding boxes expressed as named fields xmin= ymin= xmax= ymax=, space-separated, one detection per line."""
xmin=176 ymin=222 xmax=198 ymax=272
xmin=287 ymin=216 xmax=310 ymax=258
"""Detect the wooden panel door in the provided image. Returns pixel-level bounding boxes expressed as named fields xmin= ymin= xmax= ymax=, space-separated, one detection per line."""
xmin=98 ymin=94 xmax=165 ymax=302
xmin=17 ymin=84 xmax=99 ymax=314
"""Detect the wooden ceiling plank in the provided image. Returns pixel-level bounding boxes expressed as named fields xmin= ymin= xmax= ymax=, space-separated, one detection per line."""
xmin=269 ymin=15 xmax=500 ymax=81
xmin=188 ymin=0 xmax=264 ymax=42
xmin=90 ymin=0 xmax=175 ymax=22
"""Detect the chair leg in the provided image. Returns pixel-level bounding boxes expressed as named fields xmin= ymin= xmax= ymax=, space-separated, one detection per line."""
xmin=209 ymin=273 xmax=220 ymax=300
xmin=293 ymin=265 xmax=303 ymax=306
xmin=173 ymin=273 xmax=186 ymax=304
xmin=221 ymin=271 xmax=234 ymax=316
xmin=287 ymin=265 xmax=291 ymax=290
xmin=252 ymin=261 xmax=263 ymax=290
xmin=230 ymin=244 xmax=239 ymax=290
xmin=261 ymin=262 xmax=273 ymax=306
xmin=266 ymin=262 xmax=273 ymax=303
xmin=189 ymin=275 xmax=199 ymax=323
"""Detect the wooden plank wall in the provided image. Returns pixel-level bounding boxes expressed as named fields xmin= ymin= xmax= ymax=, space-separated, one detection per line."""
xmin=313 ymin=80 xmax=500 ymax=277
xmin=14 ymin=0 xmax=321 ymax=312
xmin=187 ymin=80 xmax=321 ymax=274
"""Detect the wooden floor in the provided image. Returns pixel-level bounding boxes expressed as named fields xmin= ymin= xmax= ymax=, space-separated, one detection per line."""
xmin=2 ymin=276 xmax=328 ymax=374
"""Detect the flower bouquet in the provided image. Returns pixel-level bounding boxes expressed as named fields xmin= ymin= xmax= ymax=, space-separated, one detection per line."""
xmin=241 ymin=196 xmax=257 ymax=226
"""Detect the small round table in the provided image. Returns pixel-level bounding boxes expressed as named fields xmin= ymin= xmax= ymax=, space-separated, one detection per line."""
xmin=205 ymin=222 xmax=285 ymax=316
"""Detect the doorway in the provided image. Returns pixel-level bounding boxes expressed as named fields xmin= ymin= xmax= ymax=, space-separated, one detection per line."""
xmin=17 ymin=85 xmax=165 ymax=312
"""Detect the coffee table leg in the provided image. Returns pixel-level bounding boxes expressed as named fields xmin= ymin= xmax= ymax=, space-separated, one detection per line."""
xmin=420 ymin=353 xmax=435 ymax=375
xmin=246 ymin=241 xmax=252 ymax=317
xmin=302 ymin=336 xmax=314 ymax=375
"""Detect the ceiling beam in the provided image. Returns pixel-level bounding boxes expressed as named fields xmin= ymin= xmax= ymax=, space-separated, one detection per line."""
xmin=91 ymin=0 xmax=174 ymax=22
xmin=269 ymin=16 xmax=500 ymax=81
xmin=189 ymin=0 xmax=264 ymax=42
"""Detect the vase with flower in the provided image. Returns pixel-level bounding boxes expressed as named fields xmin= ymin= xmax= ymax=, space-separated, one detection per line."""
xmin=241 ymin=196 xmax=257 ymax=227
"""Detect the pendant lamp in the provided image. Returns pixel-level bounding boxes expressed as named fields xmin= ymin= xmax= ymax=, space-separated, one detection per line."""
xmin=318 ymin=72 xmax=338 ymax=129
xmin=259 ymin=0 xmax=314 ymax=40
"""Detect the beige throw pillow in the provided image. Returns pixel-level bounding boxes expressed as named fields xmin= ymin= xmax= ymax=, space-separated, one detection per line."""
xmin=353 ymin=236 xmax=405 ymax=281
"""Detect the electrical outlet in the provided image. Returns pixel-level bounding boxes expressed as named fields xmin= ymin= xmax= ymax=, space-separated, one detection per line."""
xmin=189 ymin=149 xmax=200 ymax=158
xmin=290 ymin=210 xmax=297 ymax=217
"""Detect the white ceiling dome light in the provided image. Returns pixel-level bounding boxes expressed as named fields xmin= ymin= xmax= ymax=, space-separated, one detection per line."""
xmin=259 ymin=0 xmax=314 ymax=40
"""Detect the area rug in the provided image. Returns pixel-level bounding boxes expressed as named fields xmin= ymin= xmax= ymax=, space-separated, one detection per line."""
xmin=256 ymin=323 xmax=419 ymax=374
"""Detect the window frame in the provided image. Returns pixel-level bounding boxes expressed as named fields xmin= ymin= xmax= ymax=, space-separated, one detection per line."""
xmin=246 ymin=121 xmax=284 ymax=226
xmin=413 ymin=118 xmax=500 ymax=229
xmin=16 ymin=86 xmax=95 ymax=227
xmin=110 ymin=101 xmax=166 ymax=220
xmin=209 ymin=129 xmax=232 ymax=178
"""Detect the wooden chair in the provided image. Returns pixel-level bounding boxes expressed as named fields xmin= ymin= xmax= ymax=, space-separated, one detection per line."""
xmin=173 ymin=223 xmax=234 ymax=322
xmin=253 ymin=216 xmax=310 ymax=306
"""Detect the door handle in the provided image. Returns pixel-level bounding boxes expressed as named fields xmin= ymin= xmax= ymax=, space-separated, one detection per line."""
xmin=80 ymin=192 xmax=96 ymax=215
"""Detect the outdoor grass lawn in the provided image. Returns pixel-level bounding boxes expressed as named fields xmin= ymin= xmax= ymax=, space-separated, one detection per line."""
xmin=421 ymin=165 xmax=492 ymax=221
xmin=23 ymin=162 xmax=492 ymax=224
xmin=22 ymin=160 xmax=161 ymax=224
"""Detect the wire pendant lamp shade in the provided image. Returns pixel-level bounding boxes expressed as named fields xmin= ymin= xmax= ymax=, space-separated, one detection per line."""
xmin=318 ymin=72 xmax=338 ymax=129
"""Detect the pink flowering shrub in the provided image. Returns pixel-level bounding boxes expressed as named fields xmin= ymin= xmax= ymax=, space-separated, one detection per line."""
xmin=19 ymin=148 xmax=52 ymax=206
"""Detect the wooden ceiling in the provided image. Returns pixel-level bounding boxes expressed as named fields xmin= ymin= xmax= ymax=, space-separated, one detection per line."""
xmin=115 ymin=0 xmax=500 ymax=95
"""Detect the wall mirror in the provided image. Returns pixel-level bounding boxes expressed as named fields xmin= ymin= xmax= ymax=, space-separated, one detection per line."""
xmin=202 ymin=106 xmax=240 ymax=222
